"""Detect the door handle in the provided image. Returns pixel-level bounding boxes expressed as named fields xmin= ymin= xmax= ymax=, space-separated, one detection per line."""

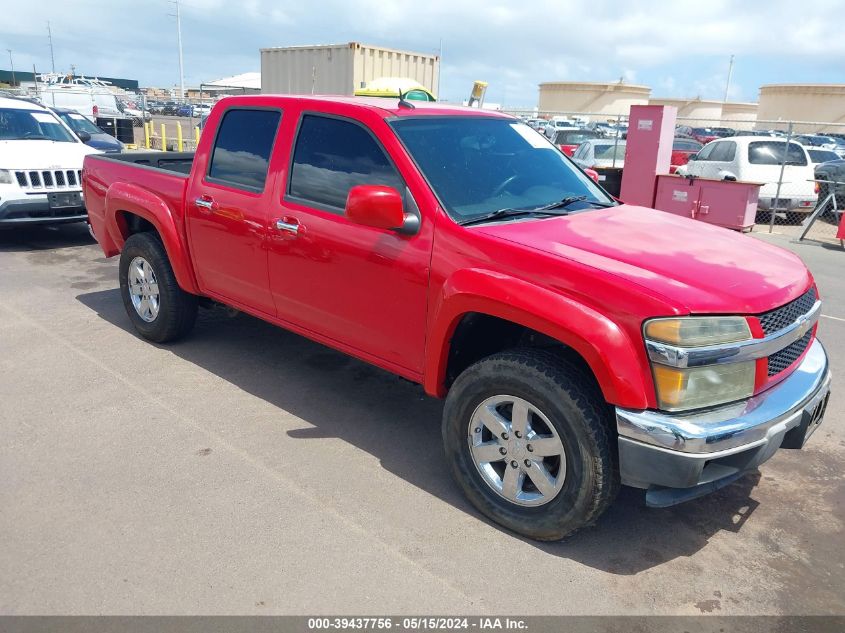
xmin=195 ymin=196 xmax=218 ymax=213
xmin=275 ymin=218 xmax=300 ymax=235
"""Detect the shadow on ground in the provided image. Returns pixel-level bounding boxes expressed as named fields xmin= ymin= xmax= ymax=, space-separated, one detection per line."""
xmin=76 ymin=287 xmax=764 ymax=575
xmin=0 ymin=223 xmax=94 ymax=253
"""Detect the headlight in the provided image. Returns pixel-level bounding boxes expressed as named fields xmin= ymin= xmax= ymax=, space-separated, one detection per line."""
xmin=0 ymin=170 xmax=12 ymax=185
xmin=644 ymin=316 xmax=750 ymax=346
xmin=651 ymin=362 xmax=756 ymax=411
xmin=645 ymin=316 xmax=754 ymax=412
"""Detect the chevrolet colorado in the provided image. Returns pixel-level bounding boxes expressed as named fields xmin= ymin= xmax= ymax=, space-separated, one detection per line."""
xmin=83 ymin=95 xmax=831 ymax=540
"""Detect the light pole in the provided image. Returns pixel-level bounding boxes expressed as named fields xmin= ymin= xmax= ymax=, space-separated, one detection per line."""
xmin=6 ymin=49 xmax=14 ymax=86
xmin=170 ymin=0 xmax=186 ymax=101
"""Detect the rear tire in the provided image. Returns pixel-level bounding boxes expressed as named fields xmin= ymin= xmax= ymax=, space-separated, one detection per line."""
xmin=442 ymin=349 xmax=619 ymax=541
xmin=119 ymin=232 xmax=197 ymax=343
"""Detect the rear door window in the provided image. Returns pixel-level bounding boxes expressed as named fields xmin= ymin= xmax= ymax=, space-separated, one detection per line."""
xmin=288 ymin=114 xmax=403 ymax=210
xmin=207 ymin=108 xmax=282 ymax=191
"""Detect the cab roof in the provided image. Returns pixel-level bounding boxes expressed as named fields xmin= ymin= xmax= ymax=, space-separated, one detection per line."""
xmin=219 ymin=94 xmax=515 ymax=119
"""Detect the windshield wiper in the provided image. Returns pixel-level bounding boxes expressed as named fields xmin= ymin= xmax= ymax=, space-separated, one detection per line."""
xmin=458 ymin=207 xmax=571 ymax=227
xmin=535 ymin=195 xmax=616 ymax=211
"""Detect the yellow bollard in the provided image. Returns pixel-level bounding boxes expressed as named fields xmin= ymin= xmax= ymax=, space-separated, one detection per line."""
xmin=194 ymin=126 xmax=200 ymax=147
xmin=143 ymin=122 xmax=150 ymax=149
xmin=160 ymin=123 xmax=167 ymax=152
xmin=176 ymin=122 xmax=183 ymax=152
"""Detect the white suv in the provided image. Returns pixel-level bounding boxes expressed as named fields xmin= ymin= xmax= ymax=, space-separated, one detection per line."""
xmin=681 ymin=136 xmax=817 ymax=216
xmin=0 ymin=97 xmax=100 ymax=226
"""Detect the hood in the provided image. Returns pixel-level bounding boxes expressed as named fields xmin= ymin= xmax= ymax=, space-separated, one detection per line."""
xmin=474 ymin=205 xmax=811 ymax=314
xmin=0 ymin=139 xmax=100 ymax=170
xmin=86 ymin=134 xmax=123 ymax=152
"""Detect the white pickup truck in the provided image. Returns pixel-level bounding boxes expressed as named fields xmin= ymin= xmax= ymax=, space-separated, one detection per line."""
xmin=0 ymin=96 xmax=100 ymax=226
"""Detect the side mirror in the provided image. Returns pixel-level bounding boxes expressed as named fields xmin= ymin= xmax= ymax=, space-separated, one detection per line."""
xmin=346 ymin=185 xmax=418 ymax=234
xmin=77 ymin=130 xmax=91 ymax=142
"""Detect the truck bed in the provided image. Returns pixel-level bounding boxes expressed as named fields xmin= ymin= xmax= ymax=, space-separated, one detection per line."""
xmin=99 ymin=151 xmax=196 ymax=176
xmin=83 ymin=152 xmax=194 ymax=258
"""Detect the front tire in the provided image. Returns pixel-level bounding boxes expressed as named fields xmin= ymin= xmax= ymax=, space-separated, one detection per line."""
xmin=442 ymin=349 xmax=618 ymax=541
xmin=119 ymin=232 xmax=197 ymax=343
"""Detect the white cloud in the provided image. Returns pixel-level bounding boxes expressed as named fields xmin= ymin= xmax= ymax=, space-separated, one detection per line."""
xmin=2 ymin=0 xmax=843 ymax=104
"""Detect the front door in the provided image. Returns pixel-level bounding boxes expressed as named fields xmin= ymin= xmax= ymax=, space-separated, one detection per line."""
xmin=267 ymin=113 xmax=432 ymax=375
xmin=186 ymin=107 xmax=282 ymax=315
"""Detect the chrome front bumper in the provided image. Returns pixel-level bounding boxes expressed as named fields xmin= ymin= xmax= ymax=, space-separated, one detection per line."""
xmin=616 ymin=339 xmax=831 ymax=505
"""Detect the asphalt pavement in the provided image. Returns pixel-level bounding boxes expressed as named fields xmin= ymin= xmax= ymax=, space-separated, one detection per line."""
xmin=1 ymin=223 xmax=843 ymax=615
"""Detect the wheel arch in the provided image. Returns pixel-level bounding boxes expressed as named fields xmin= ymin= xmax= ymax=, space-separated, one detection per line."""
xmin=424 ymin=270 xmax=650 ymax=409
xmin=104 ymin=182 xmax=200 ymax=294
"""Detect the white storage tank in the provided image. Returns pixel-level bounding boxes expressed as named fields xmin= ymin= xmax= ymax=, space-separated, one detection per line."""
xmin=538 ymin=81 xmax=651 ymax=116
xmin=648 ymin=98 xmax=724 ymax=126
xmin=758 ymin=84 xmax=845 ymax=132
xmin=261 ymin=42 xmax=439 ymax=97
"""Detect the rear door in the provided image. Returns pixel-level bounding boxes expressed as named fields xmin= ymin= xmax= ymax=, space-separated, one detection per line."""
xmin=185 ymin=107 xmax=283 ymax=314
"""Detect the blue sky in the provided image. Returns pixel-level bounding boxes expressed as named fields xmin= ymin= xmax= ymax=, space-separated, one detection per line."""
xmin=3 ymin=0 xmax=844 ymax=106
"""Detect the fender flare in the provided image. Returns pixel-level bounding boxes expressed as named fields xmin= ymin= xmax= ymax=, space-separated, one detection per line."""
xmin=104 ymin=182 xmax=200 ymax=294
xmin=424 ymin=269 xmax=651 ymax=408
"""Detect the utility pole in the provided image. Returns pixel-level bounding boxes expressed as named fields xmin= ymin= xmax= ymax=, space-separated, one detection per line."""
xmin=47 ymin=21 xmax=56 ymax=73
xmin=6 ymin=50 xmax=14 ymax=86
xmin=723 ymin=54 xmax=734 ymax=102
xmin=175 ymin=0 xmax=185 ymax=101
xmin=70 ymin=64 xmax=76 ymax=78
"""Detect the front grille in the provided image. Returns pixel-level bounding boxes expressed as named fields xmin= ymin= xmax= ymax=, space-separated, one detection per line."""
xmin=768 ymin=330 xmax=812 ymax=376
xmin=12 ymin=169 xmax=82 ymax=191
xmin=758 ymin=288 xmax=817 ymax=336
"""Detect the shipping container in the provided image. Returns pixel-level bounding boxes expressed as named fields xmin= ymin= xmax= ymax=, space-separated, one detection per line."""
xmin=260 ymin=42 xmax=439 ymax=97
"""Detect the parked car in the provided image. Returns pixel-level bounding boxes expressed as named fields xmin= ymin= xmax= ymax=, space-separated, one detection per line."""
xmin=526 ymin=118 xmax=546 ymax=132
xmin=550 ymin=128 xmax=603 ymax=156
xmin=0 ymin=96 xmax=100 ymax=226
xmin=710 ymin=127 xmax=736 ymax=138
xmin=543 ymin=117 xmax=577 ymax=138
xmin=794 ymin=135 xmax=845 ymax=158
xmin=570 ymin=139 xmax=627 ymax=169
xmin=814 ymin=159 xmax=845 ymax=214
xmin=176 ymin=104 xmax=193 ymax=117
xmin=670 ymin=137 xmax=703 ymax=173
xmin=690 ymin=127 xmax=720 ymax=144
xmin=51 ymin=107 xmax=123 ymax=153
xmin=683 ymin=136 xmax=817 ymax=218
xmin=161 ymin=101 xmax=180 ymax=115
xmin=807 ymin=148 xmax=841 ymax=166
xmin=191 ymin=104 xmax=212 ymax=117
xmin=119 ymin=101 xmax=151 ymax=126
xmin=39 ymin=82 xmax=125 ymax=120
xmin=83 ymin=96 xmax=830 ymax=542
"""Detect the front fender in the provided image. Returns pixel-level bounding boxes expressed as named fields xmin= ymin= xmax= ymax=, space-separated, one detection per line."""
xmin=424 ymin=268 xmax=650 ymax=408
xmin=104 ymin=182 xmax=199 ymax=294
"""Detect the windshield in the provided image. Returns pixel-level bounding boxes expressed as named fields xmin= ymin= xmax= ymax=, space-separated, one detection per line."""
xmin=390 ymin=117 xmax=614 ymax=223
xmin=58 ymin=112 xmax=102 ymax=135
xmin=554 ymin=131 xmax=600 ymax=145
xmin=748 ymin=141 xmax=807 ymax=166
xmin=0 ymin=107 xmax=77 ymax=142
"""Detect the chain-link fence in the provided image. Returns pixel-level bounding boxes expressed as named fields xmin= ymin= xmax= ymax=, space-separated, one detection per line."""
xmin=504 ymin=108 xmax=845 ymax=246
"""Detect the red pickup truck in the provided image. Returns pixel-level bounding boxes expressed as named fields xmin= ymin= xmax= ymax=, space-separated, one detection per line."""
xmin=83 ymin=95 xmax=831 ymax=540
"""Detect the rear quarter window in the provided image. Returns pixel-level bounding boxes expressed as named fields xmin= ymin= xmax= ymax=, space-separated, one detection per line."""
xmin=207 ymin=108 xmax=282 ymax=191
xmin=748 ymin=141 xmax=807 ymax=166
